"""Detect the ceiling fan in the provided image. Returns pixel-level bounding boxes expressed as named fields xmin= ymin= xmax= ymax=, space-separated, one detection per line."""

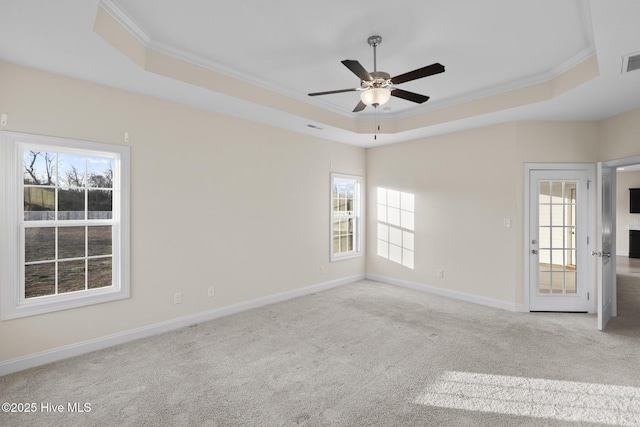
xmin=308 ymin=35 xmax=445 ymax=112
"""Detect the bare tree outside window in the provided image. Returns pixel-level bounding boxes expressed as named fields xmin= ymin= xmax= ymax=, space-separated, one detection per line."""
xmin=23 ymin=151 xmax=55 ymax=185
xmin=2 ymin=132 xmax=130 ymax=320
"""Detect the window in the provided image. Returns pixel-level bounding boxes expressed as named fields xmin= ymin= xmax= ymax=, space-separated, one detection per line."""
xmin=1 ymin=132 xmax=130 ymax=320
xmin=377 ymin=187 xmax=415 ymax=269
xmin=331 ymin=173 xmax=362 ymax=261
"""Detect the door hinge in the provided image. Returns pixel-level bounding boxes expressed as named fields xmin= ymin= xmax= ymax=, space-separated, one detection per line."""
xmin=587 ymin=292 xmax=590 ymax=301
xmin=587 ymin=180 xmax=591 ymax=190
xmin=587 ymin=236 xmax=590 ymax=245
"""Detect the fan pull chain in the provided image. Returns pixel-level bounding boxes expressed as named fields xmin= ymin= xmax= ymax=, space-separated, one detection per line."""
xmin=374 ymin=106 xmax=380 ymax=140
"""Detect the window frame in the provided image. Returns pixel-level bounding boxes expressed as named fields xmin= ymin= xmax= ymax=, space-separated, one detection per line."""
xmin=1 ymin=131 xmax=130 ymax=320
xmin=330 ymin=173 xmax=362 ymax=262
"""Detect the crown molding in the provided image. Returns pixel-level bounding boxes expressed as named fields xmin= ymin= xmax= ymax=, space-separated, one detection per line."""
xmin=97 ymin=1 xmax=353 ymax=120
xmin=98 ymin=0 xmax=151 ymax=44
xmin=358 ymin=44 xmax=597 ymax=123
xmin=147 ymin=39 xmax=353 ymax=119
xmin=97 ymin=0 xmax=598 ymax=127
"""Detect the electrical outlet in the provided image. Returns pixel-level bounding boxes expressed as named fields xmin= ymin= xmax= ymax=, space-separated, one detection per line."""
xmin=207 ymin=286 xmax=215 ymax=297
xmin=174 ymin=292 xmax=182 ymax=304
xmin=437 ymin=269 xmax=444 ymax=278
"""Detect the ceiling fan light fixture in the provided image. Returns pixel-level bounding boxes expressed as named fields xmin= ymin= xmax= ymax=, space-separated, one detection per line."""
xmin=308 ymin=35 xmax=444 ymax=112
xmin=360 ymin=87 xmax=391 ymax=107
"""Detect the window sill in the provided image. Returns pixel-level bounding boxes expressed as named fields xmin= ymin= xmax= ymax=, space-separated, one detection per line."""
xmin=1 ymin=286 xmax=129 ymax=320
xmin=330 ymin=252 xmax=362 ymax=262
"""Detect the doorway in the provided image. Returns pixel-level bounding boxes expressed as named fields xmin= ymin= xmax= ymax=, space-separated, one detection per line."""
xmin=598 ymin=154 xmax=640 ymax=328
xmin=525 ymin=164 xmax=595 ymax=312
xmin=611 ymin=159 xmax=640 ymax=328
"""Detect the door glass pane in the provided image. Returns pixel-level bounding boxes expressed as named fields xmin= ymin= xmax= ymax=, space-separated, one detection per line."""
xmin=565 ymin=271 xmax=577 ymax=294
xmin=538 ymin=180 xmax=578 ymax=295
xmin=551 ymin=205 xmax=564 ymax=225
xmin=551 ymin=272 xmax=564 ymax=293
xmin=539 ymin=182 xmax=551 ymax=203
xmin=538 ymin=270 xmax=550 ymax=293
xmin=565 ymin=182 xmax=576 ymax=203
xmin=539 ymin=204 xmax=551 ymax=226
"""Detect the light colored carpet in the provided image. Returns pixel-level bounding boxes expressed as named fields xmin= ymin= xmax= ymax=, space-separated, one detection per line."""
xmin=1 ymin=277 xmax=639 ymax=427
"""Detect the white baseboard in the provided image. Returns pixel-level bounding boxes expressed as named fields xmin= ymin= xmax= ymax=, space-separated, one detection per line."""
xmin=366 ymin=273 xmax=520 ymax=312
xmin=0 ymin=274 xmax=364 ymax=377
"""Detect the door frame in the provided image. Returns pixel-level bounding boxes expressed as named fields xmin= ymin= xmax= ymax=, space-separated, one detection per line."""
xmin=523 ymin=163 xmax=596 ymax=313
xmin=597 ymin=162 xmax=616 ymax=329
xmin=596 ymin=154 xmax=640 ymax=324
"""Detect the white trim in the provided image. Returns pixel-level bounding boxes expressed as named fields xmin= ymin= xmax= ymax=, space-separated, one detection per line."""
xmin=523 ymin=163 xmax=596 ymax=313
xmin=391 ymin=48 xmax=597 ymax=121
xmin=330 ymin=173 xmax=363 ymax=262
xmin=0 ymin=131 xmax=130 ymax=320
xmin=97 ymin=0 xmax=596 ymax=122
xmin=0 ymin=274 xmax=363 ymax=376
xmin=98 ymin=0 xmax=152 ymax=44
xmin=0 ymin=133 xmax=19 ymax=320
xmin=366 ymin=273 xmax=522 ymax=312
xmin=96 ymin=1 xmax=353 ymax=120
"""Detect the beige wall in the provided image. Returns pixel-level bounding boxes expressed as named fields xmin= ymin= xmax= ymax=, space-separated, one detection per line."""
xmin=616 ymin=171 xmax=640 ymax=255
xmin=366 ymin=120 xmax=600 ymax=307
xmin=600 ymin=107 xmax=640 ymax=255
xmin=366 ymin=123 xmax=520 ymax=303
xmin=599 ymin=108 xmax=640 ymax=162
xmin=3 ymin=57 xmax=640 ymax=364
xmin=0 ymin=62 xmax=365 ymax=361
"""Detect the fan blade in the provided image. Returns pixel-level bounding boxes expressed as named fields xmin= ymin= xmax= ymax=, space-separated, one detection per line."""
xmin=308 ymin=88 xmax=359 ymax=96
xmin=342 ymin=60 xmax=373 ymax=82
xmin=390 ymin=63 xmax=445 ymax=85
xmin=391 ymin=88 xmax=430 ymax=104
xmin=353 ymin=101 xmax=366 ymax=112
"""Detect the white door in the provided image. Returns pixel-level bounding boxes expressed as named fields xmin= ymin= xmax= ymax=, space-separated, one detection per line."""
xmin=597 ymin=162 xmax=616 ymax=330
xmin=529 ymin=169 xmax=590 ymax=312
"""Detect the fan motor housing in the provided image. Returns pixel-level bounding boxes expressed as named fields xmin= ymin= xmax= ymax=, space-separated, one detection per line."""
xmin=363 ymin=71 xmax=391 ymax=89
xmin=367 ymin=35 xmax=382 ymax=47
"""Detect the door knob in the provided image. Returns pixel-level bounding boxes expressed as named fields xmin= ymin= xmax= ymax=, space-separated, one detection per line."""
xmin=531 ymin=249 xmax=538 ymax=254
xmin=603 ymin=252 xmax=611 ymax=258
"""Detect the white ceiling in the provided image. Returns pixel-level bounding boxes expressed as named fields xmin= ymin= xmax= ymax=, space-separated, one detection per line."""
xmin=1 ymin=0 xmax=640 ymax=147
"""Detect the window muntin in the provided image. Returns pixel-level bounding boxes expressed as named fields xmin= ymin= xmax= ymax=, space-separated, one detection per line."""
xmin=331 ymin=174 xmax=362 ymax=261
xmin=1 ymin=132 xmax=130 ymax=320
xmin=22 ymin=151 xmax=114 ymax=299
